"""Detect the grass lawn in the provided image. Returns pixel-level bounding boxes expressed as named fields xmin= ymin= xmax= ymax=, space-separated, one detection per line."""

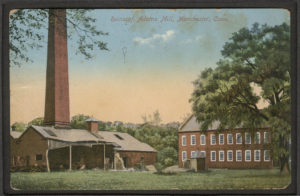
xmin=11 ymin=168 xmax=290 ymax=190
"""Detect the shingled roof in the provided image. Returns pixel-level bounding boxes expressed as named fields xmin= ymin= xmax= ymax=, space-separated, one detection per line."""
xmin=97 ymin=131 xmax=156 ymax=152
xmin=179 ymin=115 xmax=220 ymax=132
xmin=179 ymin=115 xmax=269 ymax=132
xmin=14 ymin=125 xmax=107 ymax=144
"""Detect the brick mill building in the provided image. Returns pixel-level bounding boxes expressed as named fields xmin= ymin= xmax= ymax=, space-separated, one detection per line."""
xmin=10 ymin=9 xmax=156 ymax=171
xmin=178 ymin=115 xmax=273 ymax=169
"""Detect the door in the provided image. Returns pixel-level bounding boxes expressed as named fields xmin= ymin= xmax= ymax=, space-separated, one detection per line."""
xmin=122 ymin=157 xmax=127 ymax=168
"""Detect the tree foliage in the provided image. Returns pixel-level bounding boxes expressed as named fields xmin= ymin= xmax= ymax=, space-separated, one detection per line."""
xmin=28 ymin=117 xmax=44 ymax=126
xmin=11 ymin=122 xmax=27 ymax=132
xmin=190 ymin=23 xmax=291 ymax=172
xmin=9 ymin=9 xmax=108 ymax=67
xmin=70 ymin=114 xmax=90 ymax=129
xmin=141 ymin=110 xmax=162 ymax=126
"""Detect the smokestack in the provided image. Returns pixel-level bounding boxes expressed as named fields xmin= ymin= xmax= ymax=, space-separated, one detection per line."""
xmin=85 ymin=118 xmax=99 ymax=133
xmin=44 ymin=9 xmax=70 ymax=128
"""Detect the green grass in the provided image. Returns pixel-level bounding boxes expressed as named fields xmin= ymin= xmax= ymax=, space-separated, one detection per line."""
xmin=11 ymin=169 xmax=290 ymax=190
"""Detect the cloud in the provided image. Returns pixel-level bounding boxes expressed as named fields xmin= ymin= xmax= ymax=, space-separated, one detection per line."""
xmin=180 ymin=39 xmax=193 ymax=44
xmin=133 ymin=30 xmax=175 ymax=46
xmin=180 ymin=34 xmax=204 ymax=44
xmin=195 ymin=35 xmax=204 ymax=41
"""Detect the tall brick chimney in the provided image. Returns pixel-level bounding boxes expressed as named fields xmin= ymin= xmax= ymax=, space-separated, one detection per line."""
xmin=44 ymin=9 xmax=70 ymax=128
xmin=85 ymin=118 xmax=100 ymax=133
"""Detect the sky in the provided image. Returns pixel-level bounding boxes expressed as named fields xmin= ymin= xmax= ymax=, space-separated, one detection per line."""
xmin=10 ymin=9 xmax=290 ymax=125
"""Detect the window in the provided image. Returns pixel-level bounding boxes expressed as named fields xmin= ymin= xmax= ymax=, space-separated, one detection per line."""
xmin=182 ymin=136 xmax=186 ymax=146
xmin=191 ymin=135 xmax=196 ymax=145
xmin=264 ymin=150 xmax=270 ymax=161
xmin=211 ymin=134 xmax=216 ymax=145
xmin=264 ymin=132 xmax=269 ymax=144
xmin=200 ymin=151 xmax=206 ymax=158
xmin=191 ymin=151 xmax=196 ymax=158
xmin=227 ymin=134 xmax=233 ymax=144
xmin=182 ymin=151 xmax=187 ymax=161
xmin=245 ymin=150 xmax=251 ymax=162
xmin=36 ymin=154 xmax=42 ymax=161
xmin=245 ymin=132 xmax=251 ymax=144
xmin=236 ymin=150 xmax=242 ymax=162
xmin=255 ymin=132 xmax=260 ymax=144
xmin=254 ymin=150 xmax=260 ymax=162
xmin=114 ymin=134 xmax=124 ymax=140
xmin=227 ymin=150 xmax=233 ymax=161
xmin=200 ymin=134 xmax=206 ymax=145
xmin=219 ymin=134 xmax=224 ymax=145
xmin=219 ymin=151 xmax=224 ymax=161
xmin=236 ymin=133 xmax=242 ymax=144
xmin=211 ymin=151 xmax=216 ymax=161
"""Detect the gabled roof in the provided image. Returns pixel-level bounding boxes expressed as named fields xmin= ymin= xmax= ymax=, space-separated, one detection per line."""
xmin=16 ymin=125 xmax=107 ymax=144
xmin=179 ymin=115 xmax=269 ymax=132
xmin=10 ymin=131 xmax=22 ymax=139
xmin=97 ymin=131 xmax=157 ymax=152
xmin=179 ymin=115 xmax=220 ymax=132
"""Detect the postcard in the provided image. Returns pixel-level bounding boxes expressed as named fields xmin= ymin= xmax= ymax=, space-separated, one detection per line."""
xmin=9 ymin=8 xmax=291 ymax=191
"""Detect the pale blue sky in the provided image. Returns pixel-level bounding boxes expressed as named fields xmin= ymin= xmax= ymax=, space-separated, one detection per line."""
xmin=10 ymin=9 xmax=290 ymax=124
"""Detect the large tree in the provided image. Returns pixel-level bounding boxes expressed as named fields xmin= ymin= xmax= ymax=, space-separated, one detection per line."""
xmin=9 ymin=9 xmax=108 ymax=67
xmin=190 ymin=23 xmax=291 ymax=173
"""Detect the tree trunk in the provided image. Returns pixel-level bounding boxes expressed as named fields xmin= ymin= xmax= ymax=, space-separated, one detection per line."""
xmin=280 ymin=155 xmax=290 ymax=175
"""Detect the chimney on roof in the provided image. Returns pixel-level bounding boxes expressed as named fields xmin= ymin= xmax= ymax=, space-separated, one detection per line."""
xmin=43 ymin=9 xmax=70 ymax=128
xmin=85 ymin=118 xmax=99 ymax=133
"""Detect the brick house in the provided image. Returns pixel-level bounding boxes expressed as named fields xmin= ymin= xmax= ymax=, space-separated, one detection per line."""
xmin=98 ymin=130 xmax=157 ymax=168
xmin=85 ymin=118 xmax=156 ymax=168
xmin=178 ymin=115 xmax=273 ymax=169
xmin=10 ymin=119 xmax=157 ymax=171
xmin=10 ymin=124 xmax=118 ymax=171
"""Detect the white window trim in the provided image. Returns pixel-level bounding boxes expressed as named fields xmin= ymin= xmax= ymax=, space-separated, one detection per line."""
xmin=254 ymin=150 xmax=261 ymax=162
xmin=211 ymin=151 xmax=216 ymax=162
xmin=182 ymin=135 xmax=186 ymax=146
xmin=236 ymin=133 xmax=242 ymax=144
xmin=245 ymin=132 xmax=251 ymax=144
xmin=255 ymin=132 xmax=261 ymax=144
xmin=200 ymin=134 xmax=206 ymax=145
xmin=227 ymin=134 xmax=233 ymax=145
xmin=245 ymin=150 xmax=251 ymax=162
xmin=219 ymin=134 xmax=224 ymax=145
xmin=211 ymin=134 xmax=216 ymax=145
xmin=191 ymin=135 xmax=196 ymax=146
xmin=264 ymin=132 xmax=269 ymax=144
xmin=227 ymin=150 xmax=233 ymax=162
xmin=182 ymin=151 xmax=187 ymax=161
xmin=264 ymin=150 xmax=270 ymax=162
xmin=191 ymin=151 xmax=196 ymax=158
xmin=236 ymin=150 xmax=242 ymax=162
xmin=200 ymin=151 xmax=206 ymax=158
xmin=219 ymin=150 xmax=224 ymax=162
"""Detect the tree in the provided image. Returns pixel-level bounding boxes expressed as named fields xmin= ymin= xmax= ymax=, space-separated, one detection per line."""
xmin=190 ymin=23 xmax=290 ymax=173
xmin=70 ymin=114 xmax=90 ymax=129
xmin=28 ymin=117 xmax=44 ymax=126
xmin=9 ymin=9 xmax=108 ymax=67
xmin=152 ymin=110 xmax=162 ymax=126
xmin=157 ymin=147 xmax=178 ymax=168
xmin=141 ymin=110 xmax=162 ymax=126
xmin=11 ymin=122 xmax=27 ymax=132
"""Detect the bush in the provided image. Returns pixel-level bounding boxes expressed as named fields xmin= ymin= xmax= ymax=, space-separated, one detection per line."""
xmin=154 ymin=163 xmax=164 ymax=173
